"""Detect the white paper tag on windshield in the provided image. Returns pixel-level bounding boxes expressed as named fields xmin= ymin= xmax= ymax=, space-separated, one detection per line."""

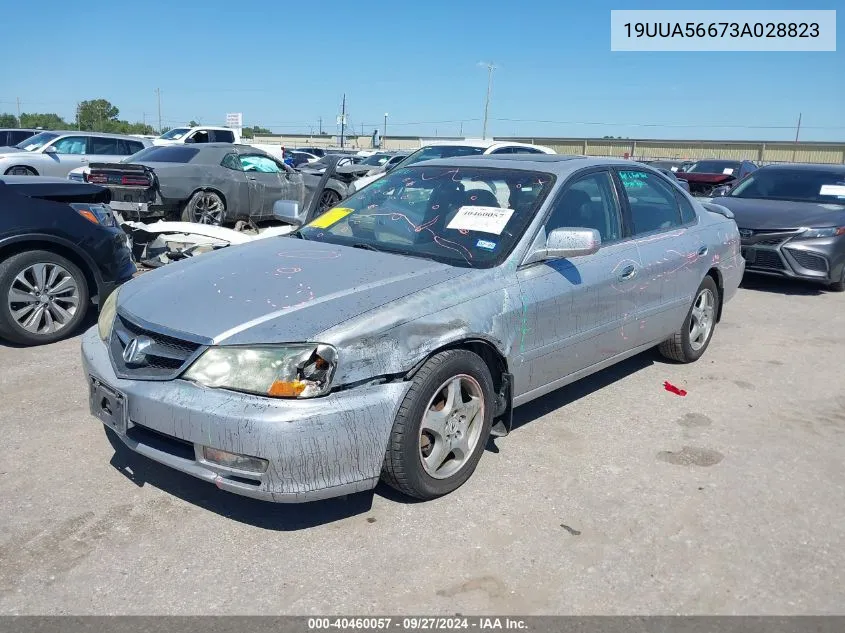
xmin=819 ymin=184 xmax=845 ymax=197
xmin=670 ymin=166 xmax=678 ymax=172
xmin=446 ymin=206 xmax=514 ymax=235
xmin=722 ymin=168 xmax=734 ymax=175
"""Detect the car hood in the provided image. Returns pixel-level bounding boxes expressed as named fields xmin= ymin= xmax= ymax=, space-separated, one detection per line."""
xmin=117 ymin=236 xmax=467 ymax=345
xmin=352 ymin=171 xmax=386 ymax=189
xmin=0 ymin=147 xmax=27 ymax=157
xmin=713 ymin=197 xmax=845 ymax=229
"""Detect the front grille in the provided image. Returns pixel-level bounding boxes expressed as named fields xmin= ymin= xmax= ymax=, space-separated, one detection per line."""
xmin=109 ymin=313 xmax=204 ymax=380
xmin=739 ymin=228 xmax=801 ymax=246
xmin=127 ymin=424 xmax=196 ymax=461
xmin=756 ymin=237 xmax=785 ymax=246
xmin=786 ymin=249 xmax=828 ymax=272
xmin=748 ymin=249 xmax=786 ymax=270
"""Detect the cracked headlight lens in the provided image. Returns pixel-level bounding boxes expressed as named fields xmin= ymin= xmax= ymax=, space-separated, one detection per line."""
xmin=183 ymin=344 xmax=337 ymax=398
xmin=98 ymin=288 xmax=120 ymax=341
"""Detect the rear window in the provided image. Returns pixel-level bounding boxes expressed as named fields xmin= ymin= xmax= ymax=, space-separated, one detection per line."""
xmin=128 ymin=146 xmax=200 ymax=163
xmin=401 ymin=145 xmax=486 ymax=168
xmin=686 ymin=160 xmax=742 ymax=175
xmin=729 ymin=168 xmax=845 ymax=204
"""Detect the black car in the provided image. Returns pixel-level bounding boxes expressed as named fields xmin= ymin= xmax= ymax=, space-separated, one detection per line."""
xmin=0 ymin=128 xmax=40 ymax=148
xmin=0 ymin=177 xmax=136 ymax=345
xmin=711 ymin=163 xmax=845 ymax=291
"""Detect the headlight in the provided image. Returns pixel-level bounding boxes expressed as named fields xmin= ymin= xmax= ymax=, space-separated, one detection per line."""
xmin=70 ymin=202 xmax=117 ymax=227
xmin=98 ymin=288 xmax=120 ymax=341
xmin=183 ymin=344 xmax=337 ymax=399
xmin=794 ymin=226 xmax=845 ymax=240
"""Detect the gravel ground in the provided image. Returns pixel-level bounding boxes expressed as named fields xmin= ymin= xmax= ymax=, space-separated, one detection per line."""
xmin=1 ymin=275 xmax=843 ymax=615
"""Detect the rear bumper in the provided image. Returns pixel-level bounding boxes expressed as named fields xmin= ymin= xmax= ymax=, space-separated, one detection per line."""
xmin=741 ymin=237 xmax=845 ymax=286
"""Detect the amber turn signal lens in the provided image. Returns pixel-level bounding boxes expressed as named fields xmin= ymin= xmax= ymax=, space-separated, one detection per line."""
xmin=267 ymin=380 xmax=307 ymax=397
xmin=77 ymin=209 xmax=100 ymax=225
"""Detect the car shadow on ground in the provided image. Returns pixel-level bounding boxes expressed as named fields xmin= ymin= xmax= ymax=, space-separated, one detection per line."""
xmin=740 ymin=274 xmax=827 ymax=296
xmin=106 ymin=350 xmax=658 ymax=530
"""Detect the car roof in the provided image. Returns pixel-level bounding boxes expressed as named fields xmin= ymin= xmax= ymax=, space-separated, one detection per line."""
xmin=758 ymin=162 xmax=845 ymax=173
xmin=405 ymin=154 xmax=663 ymax=176
xmin=0 ymin=128 xmax=39 ymax=133
xmin=37 ymin=130 xmax=151 ymax=140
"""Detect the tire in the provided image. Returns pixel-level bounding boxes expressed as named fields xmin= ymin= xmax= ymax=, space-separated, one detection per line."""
xmin=828 ymin=268 xmax=845 ymax=292
xmin=658 ymin=276 xmax=719 ymax=363
xmin=381 ymin=349 xmax=495 ymax=500
xmin=318 ymin=189 xmax=341 ymax=213
xmin=181 ymin=190 xmax=225 ymax=225
xmin=0 ymin=250 xmax=89 ymax=345
xmin=4 ymin=166 xmax=37 ymax=176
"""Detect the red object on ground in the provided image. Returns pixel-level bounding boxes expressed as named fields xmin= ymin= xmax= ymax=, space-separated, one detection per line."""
xmin=663 ymin=381 xmax=687 ymax=396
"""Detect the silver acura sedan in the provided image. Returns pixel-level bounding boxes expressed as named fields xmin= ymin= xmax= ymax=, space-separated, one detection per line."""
xmin=82 ymin=155 xmax=743 ymax=503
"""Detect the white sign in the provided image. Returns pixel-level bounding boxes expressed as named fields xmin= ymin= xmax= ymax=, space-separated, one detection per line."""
xmin=722 ymin=168 xmax=734 ymax=175
xmin=225 ymin=112 xmax=243 ymax=128
xmin=820 ymin=185 xmax=845 ymax=197
xmin=446 ymin=206 xmax=514 ymax=235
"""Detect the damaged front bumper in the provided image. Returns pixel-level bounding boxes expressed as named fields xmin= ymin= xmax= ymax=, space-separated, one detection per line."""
xmin=80 ymin=327 xmax=411 ymax=502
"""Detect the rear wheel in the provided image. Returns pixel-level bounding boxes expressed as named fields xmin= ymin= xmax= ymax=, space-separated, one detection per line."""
xmin=4 ymin=166 xmax=37 ymax=176
xmin=0 ymin=250 xmax=89 ymax=345
xmin=182 ymin=190 xmax=225 ymax=225
xmin=658 ymin=276 xmax=719 ymax=363
xmin=381 ymin=350 xmax=494 ymax=500
xmin=318 ymin=189 xmax=341 ymax=213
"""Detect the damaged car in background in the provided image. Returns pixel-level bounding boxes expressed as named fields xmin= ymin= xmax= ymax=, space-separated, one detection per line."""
xmin=0 ymin=177 xmax=135 ymax=345
xmin=82 ymin=155 xmax=742 ymax=503
xmin=675 ymin=159 xmax=758 ymax=197
xmin=72 ymin=144 xmax=350 ymax=225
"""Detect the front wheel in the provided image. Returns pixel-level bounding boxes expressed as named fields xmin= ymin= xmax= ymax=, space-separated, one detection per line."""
xmin=381 ymin=350 xmax=494 ymax=500
xmin=4 ymin=166 xmax=37 ymax=176
xmin=0 ymin=250 xmax=89 ymax=345
xmin=658 ymin=276 xmax=719 ymax=363
xmin=318 ymin=189 xmax=341 ymax=213
xmin=182 ymin=190 xmax=225 ymax=225
xmin=828 ymin=268 xmax=845 ymax=292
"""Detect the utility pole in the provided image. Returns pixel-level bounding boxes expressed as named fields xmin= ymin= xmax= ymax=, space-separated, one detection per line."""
xmin=480 ymin=62 xmax=497 ymax=140
xmin=459 ymin=121 xmax=463 ymax=136
xmin=318 ymin=117 xmax=323 ymax=135
xmin=792 ymin=112 xmax=802 ymax=163
xmin=142 ymin=112 xmax=146 ymax=130
xmin=155 ymin=88 xmax=162 ymax=133
xmin=16 ymin=97 xmax=21 ymax=122
xmin=383 ymin=112 xmax=388 ymax=146
xmin=339 ymin=93 xmax=346 ymax=149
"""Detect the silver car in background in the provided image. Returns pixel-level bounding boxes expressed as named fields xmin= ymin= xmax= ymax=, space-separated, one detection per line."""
xmin=0 ymin=131 xmax=150 ymax=177
xmin=82 ymin=155 xmax=742 ymax=503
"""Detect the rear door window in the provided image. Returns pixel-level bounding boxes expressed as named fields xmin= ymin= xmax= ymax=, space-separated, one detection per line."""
xmin=89 ymin=137 xmax=121 ymax=154
xmin=617 ymin=169 xmax=682 ymax=236
xmin=212 ymin=129 xmax=235 ymax=143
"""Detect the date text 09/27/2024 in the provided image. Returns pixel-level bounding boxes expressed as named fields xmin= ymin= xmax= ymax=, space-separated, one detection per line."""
xmin=307 ymin=617 xmax=528 ymax=630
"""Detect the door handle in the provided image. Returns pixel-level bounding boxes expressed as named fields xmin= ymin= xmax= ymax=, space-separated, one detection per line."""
xmin=80 ymin=158 xmax=88 ymax=163
xmin=247 ymin=176 xmax=256 ymax=181
xmin=697 ymin=245 xmax=708 ymax=256
xmin=617 ymin=264 xmax=637 ymax=281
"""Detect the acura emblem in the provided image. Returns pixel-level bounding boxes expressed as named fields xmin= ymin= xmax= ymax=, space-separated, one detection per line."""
xmin=738 ymin=229 xmax=753 ymax=239
xmin=123 ymin=335 xmax=154 ymax=366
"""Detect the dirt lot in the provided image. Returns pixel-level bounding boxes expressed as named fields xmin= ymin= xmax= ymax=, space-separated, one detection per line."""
xmin=1 ymin=275 xmax=843 ymax=615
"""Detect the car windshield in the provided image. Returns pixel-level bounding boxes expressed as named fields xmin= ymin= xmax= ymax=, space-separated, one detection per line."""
xmin=398 ymin=145 xmax=487 ymax=169
xmin=159 ymin=128 xmax=190 ymax=140
xmin=125 ymin=146 xmax=200 ymax=163
xmin=15 ymin=132 xmax=58 ymax=151
xmin=362 ymin=153 xmax=391 ymax=166
xmin=729 ymin=168 xmax=845 ymax=205
xmin=686 ymin=160 xmax=742 ymax=175
xmin=298 ymin=165 xmax=555 ymax=268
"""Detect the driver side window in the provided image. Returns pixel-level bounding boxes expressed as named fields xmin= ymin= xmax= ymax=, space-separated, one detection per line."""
xmin=544 ymin=171 xmax=622 ymax=243
xmin=239 ymin=154 xmax=282 ymax=173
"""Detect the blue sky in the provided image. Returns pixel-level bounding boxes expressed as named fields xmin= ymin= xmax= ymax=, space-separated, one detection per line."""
xmin=1 ymin=0 xmax=842 ymax=141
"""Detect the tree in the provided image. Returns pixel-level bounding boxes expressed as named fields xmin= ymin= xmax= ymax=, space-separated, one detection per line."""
xmin=0 ymin=113 xmax=19 ymax=127
xmin=19 ymin=113 xmax=68 ymax=129
xmin=241 ymin=125 xmax=271 ymax=139
xmin=188 ymin=120 xmax=200 ymax=127
xmin=78 ymin=99 xmax=120 ymax=131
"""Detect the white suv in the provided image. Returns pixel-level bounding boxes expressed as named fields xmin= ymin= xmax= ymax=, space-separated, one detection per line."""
xmin=152 ymin=126 xmax=240 ymax=146
xmin=347 ymin=139 xmax=555 ymax=193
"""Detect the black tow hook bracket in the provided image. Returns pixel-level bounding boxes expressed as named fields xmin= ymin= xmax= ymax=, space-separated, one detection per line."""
xmin=490 ymin=372 xmax=513 ymax=437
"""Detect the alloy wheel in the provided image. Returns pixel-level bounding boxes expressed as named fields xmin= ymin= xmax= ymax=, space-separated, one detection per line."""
xmin=689 ymin=288 xmax=715 ymax=351
xmin=7 ymin=262 xmax=80 ymax=335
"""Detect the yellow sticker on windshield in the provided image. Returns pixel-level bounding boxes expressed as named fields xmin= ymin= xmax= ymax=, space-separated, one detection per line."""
xmin=308 ymin=207 xmax=353 ymax=229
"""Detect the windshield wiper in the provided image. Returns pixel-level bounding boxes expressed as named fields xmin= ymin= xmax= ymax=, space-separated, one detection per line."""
xmin=351 ymin=243 xmax=381 ymax=252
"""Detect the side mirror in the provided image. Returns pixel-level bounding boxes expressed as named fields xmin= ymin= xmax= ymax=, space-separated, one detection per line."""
xmin=525 ymin=228 xmax=601 ymax=264
xmin=43 ymin=145 xmax=58 ymax=154
xmin=272 ymin=200 xmax=306 ymax=227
